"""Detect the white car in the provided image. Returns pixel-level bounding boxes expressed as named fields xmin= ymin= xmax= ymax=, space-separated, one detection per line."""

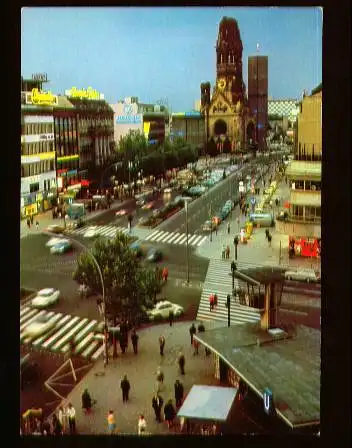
xmin=22 ymin=314 xmax=57 ymax=339
xmin=147 ymin=300 xmax=184 ymax=321
xmin=115 ymin=209 xmax=127 ymax=216
xmin=45 ymin=237 xmax=65 ymax=248
xmin=284 ymin=269 xmax=320 ymax=283
xmin=31 ymin=288 xmax=60 ymax=308
xmin=163 ymin=188 xmax=172 ymax=194
xmin=84 ymin=226 xmax=98 ymax=238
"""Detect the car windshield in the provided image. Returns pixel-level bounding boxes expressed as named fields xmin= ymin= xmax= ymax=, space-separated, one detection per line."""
xmin=39 ymin=290 xmax=54 ymax=297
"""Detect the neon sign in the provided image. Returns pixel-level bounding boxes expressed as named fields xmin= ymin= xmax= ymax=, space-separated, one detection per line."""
xmin=57 ymin=155 xmax=79 ymax=163
xmin=27 ymin=88 xmax=58 ymax=106
xmin=65 ymin=87 xmax=104 ymax=100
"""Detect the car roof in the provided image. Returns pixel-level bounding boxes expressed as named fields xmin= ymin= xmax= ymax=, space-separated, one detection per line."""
xmin=38 ymin=288 xmax=55 ymax=294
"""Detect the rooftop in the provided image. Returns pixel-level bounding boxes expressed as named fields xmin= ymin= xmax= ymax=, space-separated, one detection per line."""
xmin=194 ymin=324 xmax=320 ymax=428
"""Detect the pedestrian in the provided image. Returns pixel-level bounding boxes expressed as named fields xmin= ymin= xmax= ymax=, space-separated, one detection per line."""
xmin=52 ymin=414 xmax=62 ymax=436
xmin=268 ymin=233 xmax=272 ymax=247
xmin=42 ymin=419 xmax=51 ymax=435
xmin=26 ymin=218 xmax=30 ymax=229
xmin=81 ymin=388 xmax=92 ymax=415
xmin=162 ymin=267 xmax=168 ymax=283
xmin=164 ymin=400 xmax=176 ymax=429
xmin=209 ymin=294 xmax=214 ymax=312
xmin=35 ymin=220 xmax=39 ymax=230
xmin=227 ymin=222 xmax=230 ymax=234
xmin=159 ymin=335 xmax=165 ymax=356
xmin=107 ymin=410 xmax=116 ymax=434
xmin=226 ymin=245 xmax=230 ymax=259
xmin=67 ymin=403 xmax=76 ymax=434
xmin=138 ymin=415 xmax=147 ymax=435
xmin=269 ymin=200 xmax=273 ymax=209
xmin=265 ymin=229 xmax=269 ymax=240
xmin=57 ymin=406 xmax=66 ymax=434
xmin=197 ymin=322 xmax=205 ymax=333
xmin=168 ymin=309 xmax=174 ymax=326
xmin=96 ymin=297 xmax=104 ymax=314
xmin=275 ymin=198 xmax=279 ymax=207
xmin=131 ymin=330 xmax=139 ymax=354
xmin=152 ymin=393 xmax=164 ymax=422
xmin=119 ymin=332 xmax=128 ymax=354
xmin=222 ymin=245 xmax=226 ymax=259
xmin=174 ymin=380 xmax=184 ymax=408
xmin=213 ymin=294 xmax=218 ymax=309
xmin=215 ymin=225 xmax=218 ymax=236
xmin=178 ymin=352 xmax=185 ymax=375
xmin=120 ymin=374 xmax=131 ymax=403
xmin=189 ymin=323 xmax=196 ymax=345
xmin=30 ymin=214 xmax=34 ymax=225
xmin=193 ymin=338 xmax=199 ymax=356
xmin=156 ymin=366 xmax=164 ymax=384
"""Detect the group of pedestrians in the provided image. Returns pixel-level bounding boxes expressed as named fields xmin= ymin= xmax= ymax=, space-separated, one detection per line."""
xmin=189 ymin=322 xmax=210 ymax=356
xmin=209 ymin=293 xmax=218 ymax=312
xmin=221 ymin=244 xmax=231 ymax=259
xmin=27 ymin=403 xmax=76 ymax=436
xmin=26 ymin=214 xmax=39 ymax=230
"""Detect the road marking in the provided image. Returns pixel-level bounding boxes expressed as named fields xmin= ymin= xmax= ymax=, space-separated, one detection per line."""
xmin=159 ymin=232 xmax=174 ymax=243
xmin=197 ymin=236 xmax=207 ymax=246
xmin=167 ymin=232 xmax=181 ymax=243
xmin=41 ymin=316 xmax=79 ymax=349
xmin=51 ymin=318 xmax=89 ymax=351
xmin=173 ymin=233 xmax=186 ymax=244
xmin=177 ymin=235 xmax=188 ymax=245
xmin=20 ymin=310 xmax=46 ymax=332
xmin=144 ymin=230 xmax=160 ymax=241
xmin=187 ymin=234 xmax=198 ymax=245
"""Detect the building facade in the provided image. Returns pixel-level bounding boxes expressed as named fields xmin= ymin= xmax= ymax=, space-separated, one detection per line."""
xmin=170 ymin=112 xmax=205 ymax=147
xmin=248 ymin=55 xmax=268 ymax=150
xmin=200 ymin=17 xmax=254 ymax=154
xmin=276 ymin=85 xmax=322 ymax=257
xmin=268 ymin=99 xmax=299 ymax=143
xmin=21 ymin=77 xmax=58 ymax=217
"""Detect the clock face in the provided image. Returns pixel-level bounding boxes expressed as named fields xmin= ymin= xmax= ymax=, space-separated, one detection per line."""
xmin=217 ymin=78 xmax=226 ymax=90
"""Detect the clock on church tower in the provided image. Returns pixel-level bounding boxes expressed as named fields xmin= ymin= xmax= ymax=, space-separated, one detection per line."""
xmin=217 ymin=77 xmax=227 ymax=91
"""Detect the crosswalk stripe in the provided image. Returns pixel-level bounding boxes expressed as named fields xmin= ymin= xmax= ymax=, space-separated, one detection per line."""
xmin=41 ymin=316 xmax=79 ymax=349
xmin=192 ymin=235 xmax=204 ymax=246
xmin=20 ymin=308 xmax=39 ymax=325
xmin=82 ymin=340 xmax=100 ymax=358
xmin=148 ymin=230 xmax=164 ymax=241
xmin=20 ymin=310 xmax=46 ymax=332
xmin=154 ymin=231 xmax=168 ymax=242
xmin=187 ymin=234 xmax=198 ymax=245
xmin=30 ymin=314 xmax=65 ymax=346
xmin=74 ymin=320 xmax=98 ymax=343
xmin=51 ymin=318 xmax=89 ymax=351
xmin=74 ymin=333 xmax=95 ymax=355
xmin=91 ymin=344 xmax=105 ymax=361
xmin=167 ymin=232 xmax=181 ymax=243
xmin=173 ymin=234 xmax=186 ymax=244
xmin=177 ymin=235 xmax=188 ymax=245
xmin=159 ymin=232 xmax=174 ymax=243
xmin=98 ymin=226 xmax=116 ymax=237
xmin=20 ymin=306 xmax=30 ymax=317
xmin=145 ymin=230 xmax=160 ymax=241
xmin=197 ymin=236 xmax=207 ymax=246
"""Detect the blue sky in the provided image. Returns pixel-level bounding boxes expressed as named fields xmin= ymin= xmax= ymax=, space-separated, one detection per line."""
xmin=21 ymin=7 xmax=322 ymax=111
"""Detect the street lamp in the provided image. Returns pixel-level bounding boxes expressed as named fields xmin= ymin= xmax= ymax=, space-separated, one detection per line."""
xmin=231 ymin=261 xmax=237 ymax=290
xmin=185 ymin=199 xmax=190 ymax=284
xmin=225 ymin=293 xmax=231 ymax=327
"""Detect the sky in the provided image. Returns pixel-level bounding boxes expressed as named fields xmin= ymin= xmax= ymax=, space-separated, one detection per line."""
xmin=21 ymin=7 xmax=322 ymax=112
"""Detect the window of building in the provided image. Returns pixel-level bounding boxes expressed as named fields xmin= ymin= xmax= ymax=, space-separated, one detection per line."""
xmin=29 ymin=182 xmax=40 ymax=193
xmin=21 ymin=165 xmax=25 ymax=178
xmin=292 ymin=205 xmax=304 ymax=218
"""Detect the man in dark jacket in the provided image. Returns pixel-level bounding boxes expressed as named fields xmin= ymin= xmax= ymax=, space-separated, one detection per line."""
xmin=152 ymin=393 xmax=164 ymax=422
xmin=174 ymin=379 xmax=184 ymax=408
xmin=178 ymin=352 xmax=185 ymax=375
xmin=189 ymin=323 xmax=196 ymax=345
xmin=120 ymin=374 xmax=131 ymax=403
xmin=168 ymin=309 xmax=174 ymax=326
xmin=131 ymin=330 xmax=139 ymax=354
xmin=159 ymin=336 xmax=165 ymax=356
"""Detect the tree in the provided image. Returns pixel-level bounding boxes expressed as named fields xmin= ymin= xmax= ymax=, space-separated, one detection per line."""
xmin=72 ymin=233 xmax=161 ymax=353
xmin=117 ymin=130 xmax=148 ymax=162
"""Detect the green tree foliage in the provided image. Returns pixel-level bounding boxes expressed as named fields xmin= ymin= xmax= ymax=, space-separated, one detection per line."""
xmin=72 ymin=233 xmax=160 ymax=324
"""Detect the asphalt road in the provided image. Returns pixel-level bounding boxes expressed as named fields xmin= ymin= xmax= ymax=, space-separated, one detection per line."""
xmin=20 ymin=234 xmax=209 ymax=318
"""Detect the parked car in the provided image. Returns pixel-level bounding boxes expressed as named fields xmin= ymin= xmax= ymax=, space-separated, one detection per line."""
xmin=45 ymin=237 xmax=65 ymax=248
xmin=31 ymin=288 xmax=60 ymax=308
xmin=22 ymin=314 xmax=58 ymax=339
xmin=84 ymin=226 xmax=98 ymax=238
xmin=147 ymin=300 xmax=184 ymax=321
xmin=146 ymin=248 xmax=163 ymax=262
xmin=284 ymin=269 xmax=321 ymax=283
xmin=45 ymin=224 xmax=65 ymax=234
xmin=202 ymin=220 xmax=216 ymax=232
xmin=50 ymin=240 xmax=72 ymax=254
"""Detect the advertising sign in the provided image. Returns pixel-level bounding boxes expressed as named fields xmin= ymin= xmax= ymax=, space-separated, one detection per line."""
xmin=65 ymin=87 xmax=104 ymax=100
xmin=25 ymin=89 xmax=58 ymax=106
xmin=21 ymin=152 xmax=55 ymax=164
xmin=116 ymin=102 xmax=142 ymax=124
xmin=32 ymin=73 xmax=48 ymax=82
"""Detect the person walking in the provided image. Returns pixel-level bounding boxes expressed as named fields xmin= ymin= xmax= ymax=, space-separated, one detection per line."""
xmin=226 ymin=245 xmax=230 ymax=259
xmin=222 ymin=245 xmax=226 ymax=259
xmin=138 ymin=415 xmax=147 ymax=435
xmin=168 ymin=309 xmax=174 ymax=326
xmin=162 ymin=267 xmax=169 ymax=283
xmin=107 ymin=410 xmax=116 ymax=434
xmin=227 ymin=222 xmax=230 ymax=234
xmin=120 ymin=375 xmax=131 ymax=403
xmin=193 ymin=338 xmax=199 ymax=356
xmin=189 ymin=323 xmax=196 ymax=345
xmin=213 ymin=294 xmax=218 ymax=309
xmin=131 ymin=330 xmax=139 ymax=354
xmin=52 ymin=414 xmax=62 ymax=436
xmin=57 ymin=406 xmax=66 ymax=434
xmin=265 ymin=229 xmax=269 ymax=240
xmin=26 ymin=218 xmax=31 ymax=229
xmin=81 ymin=388 xmax=92 ymax=415
xmin=67 ymin=403 xmax=76 ymax=434
xmin=174 ymin=380 xmax=184 ymax=408
xmin=178 ymin=352 xmax=185 ymax=375
xmin=197 ymin=322 xmax=205 ymax=333
xmin=119 ymin=332 xmax=128 ymax=354
xmin=159 ymin=335 xmax=165 ymax=356
xmin=268 ymin=233 xmax=272 ymax=247
xmin=152 ymin=394 xmax=164 ymax=422
xmin=164 ymin=400 xmax=176 ymax=429
xmin=209 ymin=294 xmax=214 ymax=312
xmin=35 ymin=220 xmax=39 ymax=230
xmin=30 ymin=214 xmax=34 ymax=226
xmin=156 ymin=366 xmax=164 ymax=384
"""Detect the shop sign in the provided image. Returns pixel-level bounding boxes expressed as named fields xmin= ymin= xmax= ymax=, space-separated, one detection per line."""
xmin=116 ymin=114 xmax=142 ymax=124
xmin=57 ymin=177 xmax=63 ymax=189
xmin=26 ymin=89 xmax=58 ymax=106
xmin=26 ymin=175 xmax=41 ymax=184
xmin=39 ymin=133 xmax=54 ymax=141
xmin=57 ymin=155 xmax=79 ymax=162
xmin=21 ymin=151 xmax=56 ymax=164
xmin=25 ymin=203 xmax=38 ymax=216
xmin=67 ymin=169 xmax=78 ymax=176
xmin=65 ymin=87 xmax=104 ymax=100
xmin=185 ymin=111 xmax=201 ymax=117
xmin=32 ymin=73 xmax=48 ymax=82
xmin=67 ymin=183 xmax=81 ymax=191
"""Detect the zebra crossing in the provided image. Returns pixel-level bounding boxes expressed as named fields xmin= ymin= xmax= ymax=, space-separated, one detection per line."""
xmin=196 ymin=259 xmax=262 ymax=325
xmin=64 ymin=224 xmax=129 ymax=239
xmin=144 ymin=230 xmax=208 ymax=247
xmin=20 ymin=306 xmax=105 ymax=362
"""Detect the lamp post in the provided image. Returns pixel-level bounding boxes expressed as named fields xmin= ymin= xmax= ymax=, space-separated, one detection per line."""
xmin=62 ymin=236 xmax=109 ymax=366
xmin=225 ymin=294 xmax=231 ymax=327
xmin=231 ymin=261 xmax=237 ymax=290
xmin=185 ymin=199 xmax=190 ymax=284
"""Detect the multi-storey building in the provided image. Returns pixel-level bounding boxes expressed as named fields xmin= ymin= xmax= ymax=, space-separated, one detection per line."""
xmin=66 ymin=87 xmax=114 ymax=189
xmin=276 ymin=84 xmax=322 ymax=258
xmin=21 ymin=76 xmax=58 ymax=217
xmin=248 ymin=55 xmax=268 ymax=151
xmin=170 ymin=112 xmax=205 ymax=148
xmin=268 ymin=98 xmax=299 ymax=143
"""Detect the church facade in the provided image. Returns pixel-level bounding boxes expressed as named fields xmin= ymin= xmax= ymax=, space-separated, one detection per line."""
xmin=201 ymin=17 xmax=255 ymax=154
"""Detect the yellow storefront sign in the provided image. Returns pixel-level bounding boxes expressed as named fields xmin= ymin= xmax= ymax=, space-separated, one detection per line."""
xmin=143 ymin=122 xmax=151 ymax=139
xmin=57 ymin=154 xmax=79 ymax=162
xmin=29 ymin=89 xmax=58 ymax=106
xmin=25 ymin=203 xmax=38 ymax=216
xmin=65 ymin=86 xmax=103 ymax=100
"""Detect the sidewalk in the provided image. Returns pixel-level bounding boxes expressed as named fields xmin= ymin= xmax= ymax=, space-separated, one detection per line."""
xmin=53 ymin=320 xmax=226 ymax=435
xmin=20 ymin=199 xmax=132 ymax=239
xmin=196 ymin=172 xmax=321 ymax=272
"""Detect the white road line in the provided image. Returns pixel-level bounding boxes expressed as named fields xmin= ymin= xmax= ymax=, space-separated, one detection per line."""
xmin=166 ymin=232 xmax=181 ymax=243
xmin=51 ymin=318 xmax=89 ymax=351
xmin=173 ymin=234 xmax=186 ymax=244
xmin=20 ymin=307 xmax=30 ymax=317
xmin=197 ymin=236 xmax=208 ymax=246
xmin=20 ymin=309 xmax=40 ymax=326
xmin=192 ymin=235 xmax=204 ymax=246
xmin=187 ymin=234 xmax=198 ymax=245
xmin=98 ymin=226 xmax=116 ymax=237
xmin=20 ymin=310 xmax=48 ymax=332
xmin=31 ymin=314 xmax=65 ymax=346
xmin=177 ymin=235 xmax=188 ymax=245
xmin=144 ymin=230 xmax=160 ymax=241
xmin=150 ymin=231 xmax=167 ymax=242
xmin=41 ymin=316 xmax=79 ymax=349
xmin=159 ymin=232 xmax=174 ymax=243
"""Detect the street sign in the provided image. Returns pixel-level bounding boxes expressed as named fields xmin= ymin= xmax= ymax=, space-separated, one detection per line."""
xmin=263 ymin=388 xmax=274 ymax=414
xmin=250 ymin=197 xmax=256 ymax=205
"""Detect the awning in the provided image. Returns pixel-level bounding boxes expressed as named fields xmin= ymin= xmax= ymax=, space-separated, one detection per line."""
xmin=177 ymin=385 xmax=238 ymax=422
